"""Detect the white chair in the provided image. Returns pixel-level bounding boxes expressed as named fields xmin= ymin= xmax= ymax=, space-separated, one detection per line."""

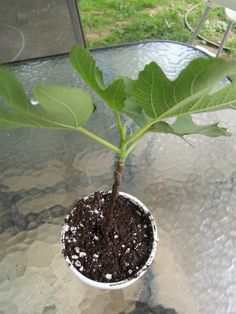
xmin=189 ymin=0 xmax=236 ymax=57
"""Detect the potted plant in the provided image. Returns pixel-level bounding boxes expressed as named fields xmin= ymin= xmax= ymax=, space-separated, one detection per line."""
xmin=1 ymin=45 xmax=236 ymax=289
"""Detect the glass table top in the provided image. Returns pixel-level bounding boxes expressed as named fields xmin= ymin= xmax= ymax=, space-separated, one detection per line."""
xmin=0 ymin=41 xmax=236 ymax=314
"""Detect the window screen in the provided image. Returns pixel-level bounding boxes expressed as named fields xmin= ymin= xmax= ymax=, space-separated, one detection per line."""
xmin=0 ymin=0 xmax=85 ymax=63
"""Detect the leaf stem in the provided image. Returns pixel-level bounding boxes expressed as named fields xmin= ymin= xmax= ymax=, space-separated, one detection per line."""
xmin=115 ymin=111 xmax=126 ymax=141
xmin=125 ymin=133 xmax=146 ymax=157
xmin=124 ymin=119 xmax=156 ymax=145
xmin=115 ymin=111 xmax=122 ymax=135
xmin=77 ymin=127 xmax=120 ymax=153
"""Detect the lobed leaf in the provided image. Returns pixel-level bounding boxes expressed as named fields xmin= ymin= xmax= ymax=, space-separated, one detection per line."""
xmin=70 ymin=45 xmax=126 ymax=111
xmin=0 ymin=68 xmax=95 ymax=130
xmin=151 ymin=116 xmax=231 ymax=137
xmin=129 ymin=58 xmax=236 ymax=120
xmin=121 ymin=77 xmax=142 ymax=114
xmin=130 ymin=111 xmax=230 ymax=138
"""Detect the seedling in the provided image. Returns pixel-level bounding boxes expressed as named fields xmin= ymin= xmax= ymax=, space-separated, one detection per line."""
xmin=1 ymin=45 xmax=236 ymax=235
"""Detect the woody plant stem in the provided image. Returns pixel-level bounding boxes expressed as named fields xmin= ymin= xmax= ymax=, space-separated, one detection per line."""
xmin=77 ymin=111 xmax=151 ymax=235
xmin=102 ymin=113 xmax=127 ymax=235
xmin=103 ymin=112 xmax=146 ymax=235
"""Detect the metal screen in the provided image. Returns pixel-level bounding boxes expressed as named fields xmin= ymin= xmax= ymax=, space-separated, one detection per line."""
xmin=0 ymin=0 xmax=85 ymax=63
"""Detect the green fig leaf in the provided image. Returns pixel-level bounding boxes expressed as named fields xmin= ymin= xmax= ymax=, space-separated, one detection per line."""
xmin=0 ymin=68 xmax=95 ymax=130
xmin=70 ymin=45 xmax=126 ymax=111
xmin=129 ymin=58 xmax=236 ymax=120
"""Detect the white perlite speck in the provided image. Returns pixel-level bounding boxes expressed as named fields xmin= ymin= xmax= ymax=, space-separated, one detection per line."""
xmin=71 ymin=226 xmax=77 ymax=234
xmin=114 ymin=235 xmax=118 ymax=239
xmin=125 ymin=248 xmax=130 ymax=253
xmin=79 ymin=266 xmax=84 ymax=272
xmin=93 ymin=254 xmax=99 ymax=259
xmin=105 ymin=273 xmax=112 ymax=280
xmin=94 ymin=235 xmax=99 ymax=241
xmin=79 ymin=252 xmax=87 ymax=258
xmin=94 ymin=209 xmax=99 ymax=214
xmin=75 ymin=247 xmax=80 ymax=253
xmin=74 ymin=260 xmax=81 ymax=267
xmin=128 ymin=270 xmax=133 ymax=275
xmin=71 ymin=255 xmax=79 ymax=259
xmin=64 ymin=224 xmax=69 ymax=232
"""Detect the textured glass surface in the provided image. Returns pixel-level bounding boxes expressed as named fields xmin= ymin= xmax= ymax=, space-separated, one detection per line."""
xmin=0 ymin=0 xmax=76 ymax=62
xmin=0 ymin=41 xmax=236 ymax=314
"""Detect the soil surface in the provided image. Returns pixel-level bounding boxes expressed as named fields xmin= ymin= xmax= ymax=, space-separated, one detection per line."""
xmin=62 ymin=191 xmax=154 ymax=283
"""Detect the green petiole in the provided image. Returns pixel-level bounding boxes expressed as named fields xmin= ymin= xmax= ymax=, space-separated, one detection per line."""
xmin=78 ymin=127 xmax=120 ymax=154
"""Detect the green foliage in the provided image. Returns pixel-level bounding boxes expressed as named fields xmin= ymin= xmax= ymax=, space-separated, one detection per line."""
xmin=70 ymin=45 xmax=126 ymax=111
xmin=0 ymin=67 xmax=33 ymax=113
xmin=159 ymin=116 xmax=230 ymax=137
xmin=0 ymin=67 xmax=95 ymax=130
xmin=1 ymin=45 xmax=236 ymax=160
xmin=132 ymin=114 xmax=230 ymax=138
xmin=129 ymin=58 xmax=236 ymax=120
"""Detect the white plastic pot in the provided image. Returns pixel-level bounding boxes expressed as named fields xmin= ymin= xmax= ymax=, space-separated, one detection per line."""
xmin=61 ymin=191 xmax=158 ymax=290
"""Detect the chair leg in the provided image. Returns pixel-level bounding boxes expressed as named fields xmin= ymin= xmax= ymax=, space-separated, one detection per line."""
xmin=216 ymin=21 xmax=233 ymax=57
xmin=188 ymin=6 xmax=211 ymax=44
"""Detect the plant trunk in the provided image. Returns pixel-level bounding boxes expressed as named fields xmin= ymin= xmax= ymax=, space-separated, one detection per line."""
xmin=103 ymin=162 xmax=124 ymax=236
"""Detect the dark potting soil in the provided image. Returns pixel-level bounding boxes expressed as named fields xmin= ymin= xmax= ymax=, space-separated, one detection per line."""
xmin=62 ymin=191 xmax=154 ymax=283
